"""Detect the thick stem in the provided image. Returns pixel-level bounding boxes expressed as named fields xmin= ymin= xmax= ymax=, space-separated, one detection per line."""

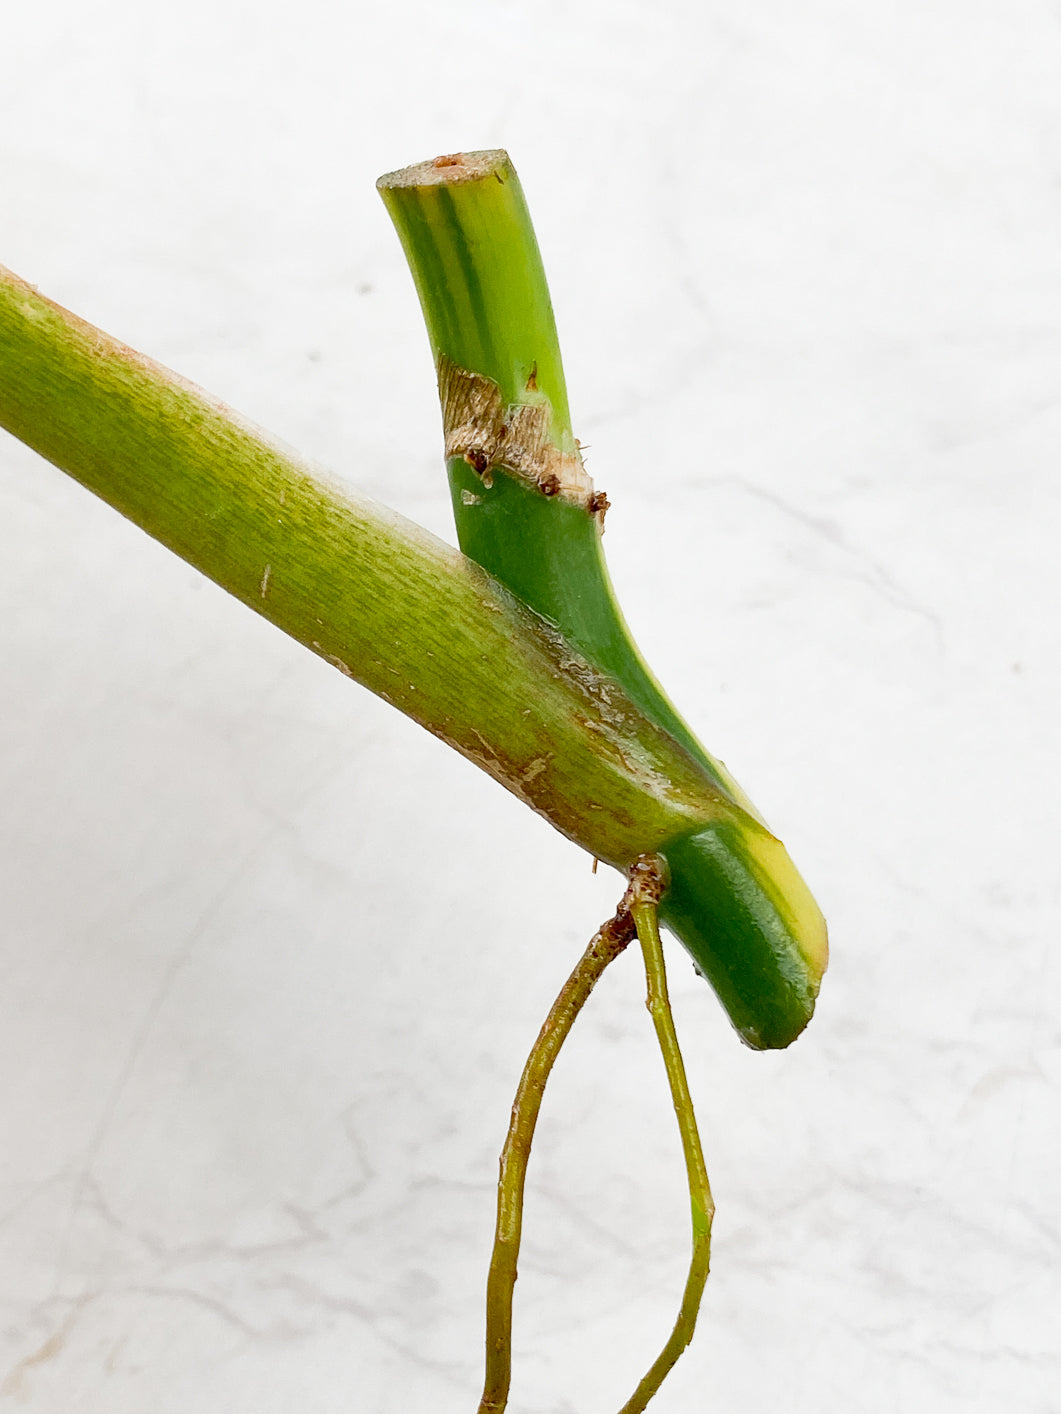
xmin=0 ymin=261 xmax=739 ymax=872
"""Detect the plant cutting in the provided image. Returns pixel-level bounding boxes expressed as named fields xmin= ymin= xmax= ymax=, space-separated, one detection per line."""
xmin=0 ymin=148 xmax=827 ymax=1410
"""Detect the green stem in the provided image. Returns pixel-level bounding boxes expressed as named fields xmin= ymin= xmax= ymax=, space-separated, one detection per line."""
xmin=623 ymin=882 xmax=714 ymax=1414
xmin=379 ymin=152 xmax=829 ymax=1050
xmin=0 ymin=261 xmax=740 ymax=871
xmin=377 ymin=151 xmax=721 ymax=777
xmin=478 ymin=890 xmax=640 ymax=1414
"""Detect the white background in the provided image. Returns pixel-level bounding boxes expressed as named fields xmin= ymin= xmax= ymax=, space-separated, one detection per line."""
xmin=1 ymin=2 xmax=1059 ymax=1411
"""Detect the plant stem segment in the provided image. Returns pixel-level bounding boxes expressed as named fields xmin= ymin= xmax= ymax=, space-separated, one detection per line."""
xmin=0 ymin=262 xmax=740 ymax=872
xmin=377 ymin=151 xmax=714 ymax=771
xmin=379 ymin=151 xmax=829 ymax=1050
xmin=623 ymin=883 xmax=715 ymax=1414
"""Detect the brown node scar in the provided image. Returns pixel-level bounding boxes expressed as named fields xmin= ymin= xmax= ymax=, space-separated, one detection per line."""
xmin=438 ymin=355 xmax=604 ymax=514
xmin=589 ymin=490 xmax=610 ymax=525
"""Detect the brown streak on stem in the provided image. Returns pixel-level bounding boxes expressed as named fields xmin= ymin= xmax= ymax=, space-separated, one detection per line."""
xmin=438 ymin=355 xmax=596 ymax=510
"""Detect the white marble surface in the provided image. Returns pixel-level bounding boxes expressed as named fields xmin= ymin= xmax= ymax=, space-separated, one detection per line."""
xmin=2 ymin=2 xmax=1059 ymax=1410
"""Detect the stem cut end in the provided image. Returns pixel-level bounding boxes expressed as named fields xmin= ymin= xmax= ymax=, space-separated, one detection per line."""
xmin=377 ymin=149 xmax=511 ymax=190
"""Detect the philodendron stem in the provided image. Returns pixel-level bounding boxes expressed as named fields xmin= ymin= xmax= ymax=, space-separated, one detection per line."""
xmin=477 ymin=857 xmax=712 ymax=1414
xmin=379 ymin=151 xmax=828 ymax=1050
xmin=0 ymin=262 xmax=741 ymax=874
xmin=622 ymin=888 xmax=715 ymax=1414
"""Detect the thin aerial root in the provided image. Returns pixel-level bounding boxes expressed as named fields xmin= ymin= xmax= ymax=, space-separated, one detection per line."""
xmin=476 ymin=855 xmax=713 ymax=1414
xmin=477 ymin=872 xmax=645 ymax=1414
xmin=618 ymin=870 xmax=715 ymax=1414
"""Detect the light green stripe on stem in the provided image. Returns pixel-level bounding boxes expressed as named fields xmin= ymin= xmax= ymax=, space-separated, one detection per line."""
xmin=0 ymin=262 xmax=739 ymax=868
xmin=379 ymin=151 xmax=573 ymax=441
